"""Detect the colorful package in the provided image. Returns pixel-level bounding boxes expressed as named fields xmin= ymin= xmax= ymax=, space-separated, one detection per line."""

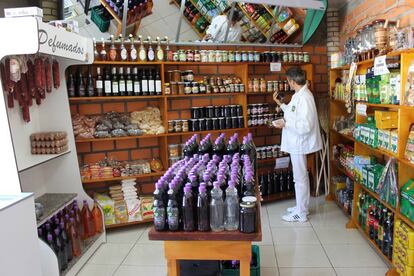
xmin=95 ymin=193 xmax=115 ymax=225
xmin=141 ymin=196 xmax=154 ymax=219
xmin=126 ymin=199 xmax=142 ymax=222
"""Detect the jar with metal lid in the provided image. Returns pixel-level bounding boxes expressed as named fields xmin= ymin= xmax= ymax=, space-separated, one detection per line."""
xmin=298 ymin=52 xmax=304 ymax=62
xmin=170 ymin=82 xmax=178 ymax=95
xmin=293 ymin=52 xmax=299 ymax=62
xmin=235 ymin=51 xmax=241 ymax=62
xmin=164 ymin=83 xmax=171 ymax=95
xmin=199 ymin=82 xmax=206 ymax=94
xmin=184 ymin=82 xmax=192 ymax=94
xmin=208 ymin=50 xmax=216 ymax=62
xmin=252 ymin=115 xmax=258 ymax=126
xmin=192 ymin=82 xmax=199 ymax=94
xmin=288 ymin=52 xmax=294 ymax=62
xmin=179 ymin=50 xmax=187 ymax=62
xmin=216 ymin=77 xmax=223 ymax=86
xmin=248 ymin=51 xmax=254 ymax=62
xmin=182 ymin=120 xmax=189 ymax=132
xmin=178 ymin=82 xmax=185 ymax=94
xmin=278 ymin=80 xmax=284 ymax=92
xmin=304 ymin=52 xmax=309 ymax=63
xmin=168 ymin=144 xmax=180 ymax=157
xmin=222 ymin=50 xmax=228 ymax=62
xmin=248 ymin=79 xmax=253 ymax=92
xmin=226 ymin=85 xmax=231 ymax=93
xmin=216 ymin=50 xmax=223 ymax=62
xmin=174 ymin=120 xmax=182 ymax=132
xmin=267 ymin=81 xmax=273 ymax=93
xmin=201 ymin=50 xmax=208 ymax=62
xmin=258 ymin=114 xmax=263 ymax=125
xmin=212 ymin=86 xmax=219 ymax=94
xmin=168 ymin=120 xmax=174 ymax=132
xmin=260 ymin=78 xmax=266 ymax=93
xmin=167 ymin=70 xmax=174 ymax=83
xmin=266 ymin=147 xmax=273 ymax=158
xmin=186 ymin=50 xmax=194 ymax=62
xmin=228 ymin=51 xmax=235 ymax=62
xmin=257 ymin=103 xmax=263 ymax=114
xmin=239 ymin=84 xmax=245 ymax=93
xmin=251 ymin=104 xmax=258 ymax=115
xmin=172 ymin=51 xmax=179 ymax=61
xmin=254 ymin=51 xmax=260 ymax=62
xmin=239 ymin=197 xmax=257 ymax=233
xmin=282 ymin=52 xmax=288 ymax=62
xmin=229 ymin=84 xmax=234 ymax=93
xmin=248 ymin=116 xmax=253 ymax=127
xmin=194 ymin=50 xmax=201 ymax=62
xmin=218 ymin=86 xmax=225 ymax=93
xmin=253 ymin=78 xmax=260 ymax=93
xmin=241 ymin=51 xmax=248 ymax=62
xmin=184 ymin=70 xmax=194 ymax=82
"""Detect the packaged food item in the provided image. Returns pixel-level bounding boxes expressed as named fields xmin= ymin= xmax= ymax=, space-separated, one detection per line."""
xmin=141 ymin=197 xmax=154 ymax=219
xmin=150 ymin=158 xmax=163 ymax=172
xmin=405 ymin=125 xmax=414 ymax=162
xmin=126 ymin=199 xmax=142 ymax=222
xmin=391 ymin=130 xmax=399 ymax=153
xmin=114 ymin=201 xmax=128 ymax=223
xmin=375 ymin=111 xmax=398 ymax=129
xmin=94 ymin=193 xmax=115 ymax=225
xmin=400 ymin=179 xmax=414 ymax=222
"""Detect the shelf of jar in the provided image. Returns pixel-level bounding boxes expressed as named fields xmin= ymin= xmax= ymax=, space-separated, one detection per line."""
xmin=90 ymin=61 xmax=311 ymax=66
xmin=75 ymin=133 xmax=167 ymax=143
xmin=247 ymin=92 xmax=273 ymax=96
xmin=69 ymin=95 xmax=163 ymax=102
xmin=93 ymin=61 xmax=163 ymax=65
xmin=82 ymin=171 xmax=166 ymax=184
xmin=105 ymin=218 xmax=153 ymax=229
xmin=167 ymin=128 xmax=247 ymax=137
xmin=261 ymin=191 xmax=294 ymax=204
xmin=355 ymin=182 xmax=396 ymax=213
xmin=397 ymin=212 xmax=414 ymax=230
xmin=166 ymin=93 xmax=245 ymax=98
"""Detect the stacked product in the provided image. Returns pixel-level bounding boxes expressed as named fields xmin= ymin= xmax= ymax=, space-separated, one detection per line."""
xmin=256 ymin=144 xmax=287 ymax=160
xmin=400 ymin=179 xmax=414 ymax=223
xmin=30 ymin=131 xmax=68 ymax=155
xmin=332 ymin=176 xmax=354 ymax=215
xmin=259 ymin=169 xmax=294 ymax=197
xmin=108 ymin=181 xmax=142 ymax=224
xmin=153 ymin=132 xmax=259 ymax=233
xmin=404 ymin=124 xmax=414 ymax=163
xmin=393 ymin=220 xmax=414 ymax=276
xmin=357 ymin=191 xmax=394 ymax=260
xmin=248 ymin=103 xmax=283 ymax=127
xmin=37 ymin=200 xmax=103 ymax=272
xmin=248 ymin=78 xmax=292 ymax=93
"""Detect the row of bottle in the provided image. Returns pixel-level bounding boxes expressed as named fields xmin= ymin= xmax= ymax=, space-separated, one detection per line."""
xmin=67 ymin=67 xmax=162 ymax=97
xmin=259 ymin=170 xmax=294 ymax=196
xmin=357 ymin=191 xmax=394 ymax=260
xmin=153 ymin=133 xmax=258 ymax=233
xmin=104 ymin=0 xmax=150 ymax=22
xmin=183 ymin=0 xmax=208 ymax=34
xmin=37 ymin=200 xmax=103 ymax=272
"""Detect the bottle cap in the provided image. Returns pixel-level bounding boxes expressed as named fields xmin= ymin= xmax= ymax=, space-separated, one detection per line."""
xmin=199 ymin=185 xmax=206 ymax=193
xmin=47 ymin=234 xmax=53 ymax=242
xmin=189 ymin=174 xmax=197 ymax=182
xmin=60 ymin=222 xmax=65 ymax=229
xmin=203 ymin=174 xmax=210 ymax=182
xmin=248 ymin=133 xmax=253 ymax=140
xmin=213 ymin=181 xmax=220 ymax=188
xmin=70 ymin=217 xmax=75 ymax=223
xmin=184 ymin=186 xmax=191 ymax=194
xmin=54 ymin=228 xmax=60 ymax=236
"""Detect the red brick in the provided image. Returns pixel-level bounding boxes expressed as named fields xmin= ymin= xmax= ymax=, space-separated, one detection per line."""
xmin=170 ymin=99 xmax=190 ymax=110
xmin=302 ymin=45 xmax=314 ymax=53
xmin=76 ymin=143 xmax=91 ymax=153
xmin=127 ymin=101 xmax=148 ymax=112
xmin=310 ymin=55 xmax=321 ymax=64
xmin=70 ymin=104 xmax=78 ymax=115
xmin=151 ymin=148 xmax=160 ymax=158
xmin=315 ymin=46 xmax=327 ymax=53
xmin=103 ymin=103 xmax=125 ymax=113
xmin=192 ymin=98 xmax=211 ymax=107
xmin=198 ymin=66 xmax=218 ymax=75
xmin=79 ymin=104 xmax=101 ymax=115
xmin=320 ymin=55 xmax=328 ymax=64
xmin=84 ymin=153 xmax=106 ymax=164
xmin=139 ymin=138 xmax=159 ymax=148
xmin=180 ymin=110 xmax=191 ymax=119
xmin=116 ymin=139 xmax=137 ymax=149
xmin=211 ymin=97 xmax=231 ymax=106
xmin=218 ymin=66 xmax=237 ymax=75
xmin=131 ymin=148 xmax=152 ymax=160
xmin=167 ymin=111 xmax=180 ymax=120
xmin=107 ymin=150 xmax=129 ymax=161
xmin=92 ymin=141 xmax=114 ymax=151
xmin=315 ymin=65 xmax=328 ymax=74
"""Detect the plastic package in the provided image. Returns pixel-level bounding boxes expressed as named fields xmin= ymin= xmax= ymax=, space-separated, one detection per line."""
xmin=95 ymin=193 xmax=115 ymax=225
xmin=114 ymin=201 xmax=128 ymax=223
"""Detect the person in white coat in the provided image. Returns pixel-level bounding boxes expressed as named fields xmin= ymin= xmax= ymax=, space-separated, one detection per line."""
xmin=272 ymin=67 xmax=322 ymax=222
xmin=203 ymin=7 xmax=243 ymax=42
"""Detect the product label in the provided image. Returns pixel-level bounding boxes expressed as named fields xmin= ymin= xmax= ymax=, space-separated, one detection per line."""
xmin=155 ymin=80 xmax=162 ymax=93
xmin=119 ymin=80 xmax=126 ymax=92
xmin=141 ymin=81 xmax=148 ymax=92
xmin=126 ymin=81 xmax=133 ymax=92
xmin=121 ymin=49 xmax=128 ymax=61
xmin=167 ymin=207 xmax=179 ymax=228
xmin=153 ymin=207 xmax=165 ymax=227
xmin=148 ymin=80 xmax=155 ymax=92
xmin=130 ymin=49 xmax=137 ymax=60
xmin=148 ymin=50 xmax=155 ymax=61
xmin=96 ymin=80 xmax=103 ymax=89
xmin=157 ymin=50 xmax=164 ymax=61
xmin=112 ymin=83 xmax=119 ymax=94
xmin=104 ymin=80 xmax=111 ymax=93
xmin=139 ymin=50 xmax=146 ymax=61
xmin=134 ymin=81 xmax=140 ymax=94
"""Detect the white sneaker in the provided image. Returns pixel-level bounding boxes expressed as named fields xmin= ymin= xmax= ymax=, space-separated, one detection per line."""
xmin=286 ymin=206 xmax=310 ymax=215
xmin=282 ymin=212 xmax=308 ymax=222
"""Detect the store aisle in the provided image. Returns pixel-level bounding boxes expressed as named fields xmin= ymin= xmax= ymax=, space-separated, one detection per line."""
xmin=77 ymin=197 xmax=389 ymax=276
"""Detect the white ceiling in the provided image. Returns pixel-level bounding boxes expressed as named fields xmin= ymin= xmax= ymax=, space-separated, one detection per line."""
xmin=329 ymin=0 xmax=353 ymax=9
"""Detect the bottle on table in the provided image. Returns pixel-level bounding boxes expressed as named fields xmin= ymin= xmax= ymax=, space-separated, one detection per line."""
xmin=210 ymin=181 xmax=224 ymax=232
xmin=182 ymin=185 xmax=195 ymax=231
xmin=197 ymin=185 xmax=210 ymax=231
xmin=224 ymin=181 xmax=239 ymax=231
xmin=167 ymin=182 xmax=179 ymax=231
xmin=153 ymin=182 xmax=166 ymax=231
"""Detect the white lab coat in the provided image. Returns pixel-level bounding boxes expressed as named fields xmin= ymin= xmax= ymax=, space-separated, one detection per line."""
xmin=280 ymin=85 xmax=322 ymax=155
xmin=206 ymin=15 xmax=242 ymax=42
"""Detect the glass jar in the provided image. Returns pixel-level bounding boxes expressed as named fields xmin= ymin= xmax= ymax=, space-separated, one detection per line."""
xmin=253 ymin=78 xmax=260 ymax=93
xmin=239 ymin=197 xmax=256 ymax=233
xmin=184 ymin=83 xmax=192 ymax=94
xmin=254 ymin=51 xmax=260 ymax=62
xmin=194 ymin=50 xmax=201 ymax=62
xmin=199 ymin=82 xmax=206 ymax=94
xmin=222 ymin=50 xmax=228 ymax=62
xmin=228 ymin=51 xmax=235 ymax=62
xmin=248 ymin=79 xmax=253 ymax=92
xmin=239 ymin=84 xmax=245 ymax=93
xmin=303 ymin=52 xmax=310 ymax=63
xmin=170 ymin=82 xmax=178 ymax=95
xmin=179 ymin=50 xmax=187 ymax=62
xmin=184 ymin=70 xmax=194 ymax=82
xmin=387 ymin=21 xmax=398 ymax=51
xmin=208 ymin=50 xmax=216 ymax=62
xmin=233 ymin=84 xmax=238 ymax=93
xmin=178 ymin=82 xmax=185 ymax=94
xmin=164 ymin=83 xmax=171 ymax=95
xmin=235 ymin=51 xmax=241 ymax=62
xmin=191 ymin=82 xmax=199 ymax=94
xmin=241 ymin=51 xmax=248 ymax=62
xmin=168 ymin=144 xmax=180 ymax=157
xmin=298 ymin=52 xmax=304 ymax=62
xmin=200 ymin=50 xmax=208 ymax=62
xmin=372 ymin=19 xmax=387 ymax=50
xmin=182 ymin=120 xmax=189 ymax=132
xmin=260 ymin=78 xmax=266 ymax=93
xmin=282 ymin=52 xmax=288 ymax=62
xmin=186 ymin=50 xmax=194 ymax=62
xmin=267 ymin=81 xmax=273 ymax=93
xmin=288 ymin=52 xmax=294 ymax=63
xmin=293 ymin=52 xmax=299 ymax=62
xmin=168 ymin=121 xmax=174 ymax=133
xmin=216 ymin=50 xmax=223 ymax=62
xmin=278 ymin=80 xmax=284 ymax=92
xmin=248 ymin=51 xmax=254 ymax=62
xmin=174 ymin=120 xmax=182 ymax=132
xmin=284 ymin=80 xmax=290 ymax=92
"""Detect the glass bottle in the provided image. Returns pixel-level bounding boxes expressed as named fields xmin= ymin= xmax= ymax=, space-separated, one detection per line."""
xmin=67 ymin=70 xmax=75 ymax=97
xmin=197 ymin=185 xmax=210 ymax=231
xmin=92 ymin=202 xmax=103 ymax=234
xmin=243 ymin=172 xmax=255 ymax=197
xmin=109 ymin=35 xmax=117 ymax=61
xmin=155 ymin=70 xmax=162 ymax=95
xmin=47 ymin=233 xmax=62 ymax=271
xmin=95 ymin=67 xmax=103 ymax=96
xmin=93 ymin=38 xmax=99 ymax=61
xmin=165 ymin=36 xmax=173 ymax=61
xmin=55 ymin=228 xmax=68 ymax=271
xmin=60 ymin=222 xmax=73 ymax=262
xmin=118 ymin=67 xmax=126 ymax=96
xmin=133 ymin=67 xmax=141 ymax=96
xmin=147 ymin=36 xmax=155 ymax=61
xmin=153 ymin=182 xmax=166 ymax=231
xmin=86 ymin=68 xmax=94 ymax=97
xmin=141 ymin=70 xmax=148 ymax=95
xmin=81 ymin=200 xmax=95 ymax=239
xmin=148 ymin=69 xmax=155 ymax=96
xmin=111 ymin=67 xmax=119 ymax=96
xmin=104 ymin=67 xmax=112 ymax=96
xmin=138 ymin=35 xmax=146 ymax=62
xmin=210 ymin=181 xmax=224 ymax=232
xmin=182 ymin=185 xmax=195 ymax=231
xmin=129 ymin=34 xmax=137 ymax=61
xmin=100 ymin=38 xmax=107 ymax=61
xmin=167 ymin=182 xmax=179 ymax=231
xmin=77 ymin=70 xmax=85 ymax=97
xmin=119 ymin=34 xmax=128 ymax=61
xmin=68 ymin=218 xmax=81 ymax=257
xmin=156 ymin=36 xmax=164 ymax=61
xmin=224 ymin=182 xmax=239 ymax=231
xmin=125 ymin=67 xmax=133 ymax=96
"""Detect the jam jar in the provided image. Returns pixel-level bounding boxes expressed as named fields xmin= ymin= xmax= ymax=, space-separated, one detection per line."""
xmin=254 ymin=51 xmax=261 ymax=62
xmin=222 ymin=50 xmax=228 ymax=62
xmin=241 ymin=51 xmax=248 ymax=62
xmin=179 ymin=50 xmax=187 ymax=62
xmin=235 ymin=51 xmax=241 ymax=62
xmin=208 ymin=50 xmax=216 ymax=62
xmin=194 ymin=50 xmax=201 ymax=62
xmin=186 ymin=50 xmax=194 ymax=62
xmin=172 ymin=51 xmax=179 ymax=61
xmin=248 ymin=51 xmax=254 ymax=62
xmin=215 ymin=50 xmax=223 ymax=62
xmin=200 ymin=50 xmax=208 ymax=62
xmin=164 ymin=83 xmax=171 ymax=95
xmin=191 ymin=82 xmax=199 ymax=94
xmin=184 ymin=83 xmax=192 ymax=94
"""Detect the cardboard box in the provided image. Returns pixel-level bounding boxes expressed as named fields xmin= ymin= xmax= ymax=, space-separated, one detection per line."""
xmin=375 ymin=111 xmax=398 ymax=129
xmin=4 ymin=7 xmax=43 ymax=18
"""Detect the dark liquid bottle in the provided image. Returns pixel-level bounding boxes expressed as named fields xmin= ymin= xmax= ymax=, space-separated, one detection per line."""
xmin=155 ymin=70 xmax=162 ymax=95
xmin=153 ymin=183 xmax=166 ymax=231
xmin=212 ymin=134 xmax=226 ymax=157
xmin=60 ymin=222 xmax=73 ymax=262
xmin=167 ymin=183 xmax=179 ymax=231
xmin=77 ymin=70 xmax=85 ymax=97
xmin=126 ymin=67 xmax=134 ymax=96
xmin=95 ymin=67 xmax=103 ymax=96
xmin=111 ymin=67 xmax=119 ymax=96
xmin=67 ymin=71 xmax=76 ymax=97
xmin=118 ymin=67 xmax=126 ymax=96
xmin=47 ymin=233 xmax=62 ymax=271
xmin=182 ymin=186 xmax=195 ymax=231
xmin=133 ymin=67 xmax=141 ymax=96
xmin=55 ymin=228 xmax=68 ymax=271
xmin=86 ymin=69 xmax=95 ymax=97
xmin=104 ymin=67 xmax=112 ymax=96
xmin=148 ymin=69 xmax=155 ymax=96
xmin=197 ymin=185 xmax=210 ymax=231
xmin=141 ymin=70 xmax=148 ymax=96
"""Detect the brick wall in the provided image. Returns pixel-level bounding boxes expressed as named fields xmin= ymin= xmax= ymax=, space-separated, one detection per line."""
xmin=339 ymin=0 xmax=414 ymax=47
xmin=40 ymin=0 xmax=58 ymax=22
xmin=327 ymin=9 xmax=340 ymax=68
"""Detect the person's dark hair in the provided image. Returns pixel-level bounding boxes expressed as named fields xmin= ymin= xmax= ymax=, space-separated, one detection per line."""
xmin=223 ymin=7 xmax=242 ymax=23
xmin=286 ymin=67 xmax=307 ymax=85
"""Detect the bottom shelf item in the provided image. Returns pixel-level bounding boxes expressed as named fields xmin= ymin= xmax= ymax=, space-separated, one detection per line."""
xmin=221 ymin=245 xmax=260 ymax=276
xmin=393 ymin=220 xmax=414 ymax=276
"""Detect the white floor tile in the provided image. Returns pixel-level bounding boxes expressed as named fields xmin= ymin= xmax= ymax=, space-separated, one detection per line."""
xmin=122 ymin=244 xmax=166 ymax=266
xmin=268 ymin=211 xmax=312 ymax=228
xmin=275 ymin=244 xmax=331 ymax=268
xmin=272 ymin=227 xmax=320 ymax=245
xmin=266 ymin=200 xmax=296 ymax=215
xmin=114 ymin=265 xmax=167 ymax=276
xmin=254 ymin=220 xmax=273 ymax=246
xmin=259 ymin=245 xmax=278 ymax=268
xmin=163 ymin=12 xmax=192 ymax=33
xmin=137 ymin=226 xmax=163 ymax=244
xmin=261 ymin=267 xmax=280 ymax=276
xmin=324 ymin=244 xmax=387 ymax=268
xmin=279 ymin=267 xmax=336 ymax=276
xmin=140 ymin=12 xmax=163 ymax=27
xmin=153 ymin=0 xmax=179 ymax=18
xmin=314 ymin=225 xmax=367 ymax=245
xmin=308 ymin=209 xmax=349 ymax=227
xmin=76 ymin=264 xmax=118 ymax=276
xmin=334 ymin=267 xmax=389 ymax=276
xmin=87 ymin=243 xmax=133 ymax=265
xmin=106 ymin=226 xmax=146 ymax=244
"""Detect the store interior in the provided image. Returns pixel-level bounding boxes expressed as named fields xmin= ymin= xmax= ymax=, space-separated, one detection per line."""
xmin=1 ymin=0 xmax=414 ymax=276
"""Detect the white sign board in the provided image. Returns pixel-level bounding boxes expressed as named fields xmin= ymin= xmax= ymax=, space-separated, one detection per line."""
xmin=374 ymin=55 xmax=390 ymax=76
xmin=275 ymin=156 xmax=290 ymax=169
xmin=38 ymin=20 xmax=88 ymax=62
xmin=270 ymin=62 xmax=282 ymax=72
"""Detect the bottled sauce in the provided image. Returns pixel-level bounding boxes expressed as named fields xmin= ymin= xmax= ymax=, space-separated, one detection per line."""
xmin=213 ymin=134 xmax=226 ymax=157
xmin=197 ymin=185 xmax=209 ymax=231
xmin=210 ymin=181 xmax=224 ymax=232
xmin=86 ymin=69 xmax=94 ymax=97
xmin=118 ymin=67 xmax=126 ymax=96
xmin=148 ymin=69 xmax=155 ymax=95
xmin=67 ymin=70 xmax=75 ymax=97
xmin=182 ymin=185 xmax=195 ymax=231
xmin=95 ymin=67 xmax=103 ymax=96
xmin=91 ymin=202 xmax=103 ymax=234
xmin=147 ymin=36 xmax=155 ymax=61
xmin=165 ymin=36 xmax=172 ymax=61
xmin=100 ymin=38 xmax=107 ymax=61
xmin=81 ymin=200 xmax=95 ymax=239
xmin=167 ymin=182 xmax=179 ymax=231
xmin=68 ymin=218 xmax=81 ymax=257
xmin=138 ymin=35 xmax=146 ymax=62
xmin=224 ymin=182 xmax=239 ymax=231
xmin=76 ymin=70 xmax=85 ymax=97
xmin=129 ymin=34 xmax=137 ymax=62
xmin=153 ymin=182 xmax=166 ymax=231
xmin=141 ymin=70 xmax=148 ymax=95
xmin=47 ymin=233 xmax=62 ymax=271
xmin=155 ymin=70 xmax=162 ymax=95
xmin=109 ymin=35 xmax=117 ymax=61
xmin=119 ymin=34 xmax=128 ymax=61
xmin=133 ymin=67 xmax=141 ymax=96
xmin=111 ymin=67 xmax=119 ymax=95
xmin=156 ymin=36 xmax=164 ymax=61
xmin=125 ymin=67 xmax=134 ymax=96
xmin=104 ymin=67 xmax=112 ymax=96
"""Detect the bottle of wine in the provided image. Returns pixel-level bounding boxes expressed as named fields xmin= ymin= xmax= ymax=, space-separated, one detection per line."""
xmin=119 ymin=34 xmax=128 ymax=61
xmin=147 ymin=36 xmax=155 ymax=61
xmin=156 ymin=36 xmax=164 ymax=61
xmin=126 ymin=67 xmax=134 ymax=96
xmin=93 ymin=37 xmax=99 ymax=61
xmin=104 ymin=67 xmax=112 ymax=96
xmin=155 ymin=70 xmax=162 ymax=95
xmin=129 ymin=34 xmax=137 ymax=62
xmin=95 ymin=67 xmax=103 ymax=96
xmin=86 ymin=69 xmax=94 ymax=97
xmin=148 ymin=69 xmax=155 ymax=96
xmin=109 ymin=35 xmax=117 ymax=61
xmin=67 ymin=70 xmax=75 ymax=97
xmin=141 ymin=70 xmax=148 ymax=95
xmin=100 ymin=38 xmax=107 ymax=61
xmin=133 ymin=67 xmax=141 ymax=96
xmin=77 ymin=70 xmax=85 ymax=97
xmin=118 ymin=67 xmax=126 ymax=96
xmin=111 ymin=67 xmax=119 ymax=95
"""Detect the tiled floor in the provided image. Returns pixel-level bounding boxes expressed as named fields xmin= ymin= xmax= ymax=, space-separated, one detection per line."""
xmin=77 ymin=197 xmax=389 ymax=276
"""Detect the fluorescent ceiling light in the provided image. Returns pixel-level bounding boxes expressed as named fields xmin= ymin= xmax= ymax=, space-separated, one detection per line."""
xmin=230 ymin=0 xmax=325 ymax=10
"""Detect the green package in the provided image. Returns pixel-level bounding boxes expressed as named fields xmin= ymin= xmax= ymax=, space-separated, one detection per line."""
xmin=401 ymin=179 xmax=414 ymax=222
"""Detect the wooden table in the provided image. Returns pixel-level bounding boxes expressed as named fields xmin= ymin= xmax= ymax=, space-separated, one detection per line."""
xmin=148 ymin=206 xmax=262 ymax=276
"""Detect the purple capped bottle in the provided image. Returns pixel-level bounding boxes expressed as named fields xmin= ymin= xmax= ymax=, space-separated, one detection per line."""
xmin=182 ymin=186 xmax=195 ymax=232
xmin=197 ymin=185 xmax=210 ymax=231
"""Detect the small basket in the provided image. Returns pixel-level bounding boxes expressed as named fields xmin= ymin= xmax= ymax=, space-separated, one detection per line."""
xmin=222 ymin=245 xmax=260 ymax=276
xmin=91 ymin=6 xmax=111 ymax=33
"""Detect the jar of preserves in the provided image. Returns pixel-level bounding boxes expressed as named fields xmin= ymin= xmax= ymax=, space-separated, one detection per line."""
xmin=222 ymin=50 xmax=228 ymax=62
xmin=184 ymin=83 xmax=192 ymax=94
xmin=228 ymin=51 xmax=235 ymax=62
xmin=216 ymin=77 xmax=223 ymax=86
xmin=298 ymin=52 xmax=304 ymax=62
xmin=241 ymin=51 xmax=248 ymax=62
xmin=184 ymin=70 xmax=194 ymax=82
xmin=172 ymin=70 xmax=181 ymax=82
xmin=278 ymin=80 xmax=284 ymax=92
xmin=248 ymin=51 xmax=254 ymax=62
xmin=194 ymin=50 xmax=201 ymax=62
xmin=235 ymin=51 xmax=241 ymax=62
xmin=192 ymin=82 xmax=199 ymax=94
xmin=260 ymin=78 xmax=266 ymax=93
xmin=186 ymin=50 xmax=194 ymax=62
xmin=239 ymin=197 xmax=257 ymax=233
xmin=293 ymin=52 xmax=299 ymax=62
xmin=212 ymin=86 xmax=219 ymax=93
xmin=182 ymin=120 xmax=189 ymax=132
xmin=253 ymin=78 xmax=260 ymax=93
xmin=239 ymin=84 xmax=245 ymax=93
xmin=226 ymin=85 xmax=232 ymax=93
xmin=208 ymin=50 xmax=216 ymax=62
xmin=164 ymin=83 xmax=171 ymax=95
xmin=172 ymin=51 xmax=179 ymax=61
xmin=179 ymin=50 xmax=187 ymax=62
xmin=288 ymin=52 xmax=294 ymax=62
xmin=174 ymin=120 xmax=182 ymax=132
xmin=282 ymin=52 xmax=288 ymax=62
xmin=233 ymin=84 xmax=238 ymax=93
xmin=171 ymin=82 xmax=178 ymax=95
xmin=206 ymin=84 xmax=212 ymax=94
xmin=178 ymin=82 xmax=185 ymax=94
xmin=219 ymin=86 xmax=226 ymax=93
xmin=168 ymin=121 xmax=174 ymax=132
xmin=200 ymin=50 xmax=208 ymax=62
xmin=199 ymin=82 xmax=206 ymax=93
xmin=304 ymin=52 xmax=310 ymax=63
xmin=254 ymin=51 xmax=260 ymax=62
xmin=267 ymin=81 xmax=273 ymax=93
xmin=248 ymin=79 xmax=253 ymax=92
xmin=284 ymin=80 xmax=290 ymax=92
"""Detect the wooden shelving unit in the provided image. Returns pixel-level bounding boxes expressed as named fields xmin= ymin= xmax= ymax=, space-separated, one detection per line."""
xmin=329 ymin=49 xmax=414 ymax=275
xmin=106 ymin=218 xmax=153 ymax=229
xmin=82 ymin=171 xmax=166 ymax=184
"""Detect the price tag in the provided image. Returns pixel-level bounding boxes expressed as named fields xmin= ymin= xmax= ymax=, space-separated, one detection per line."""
xmin=270 ymin=62 xmax=282 ymax=72
xmin=275 ymin=156 xmax=290 ymax=169
xmin=356 ymin=103 xmax=367 ymax=116
xmin=374 ymin=55 xmax=390 ymax=76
